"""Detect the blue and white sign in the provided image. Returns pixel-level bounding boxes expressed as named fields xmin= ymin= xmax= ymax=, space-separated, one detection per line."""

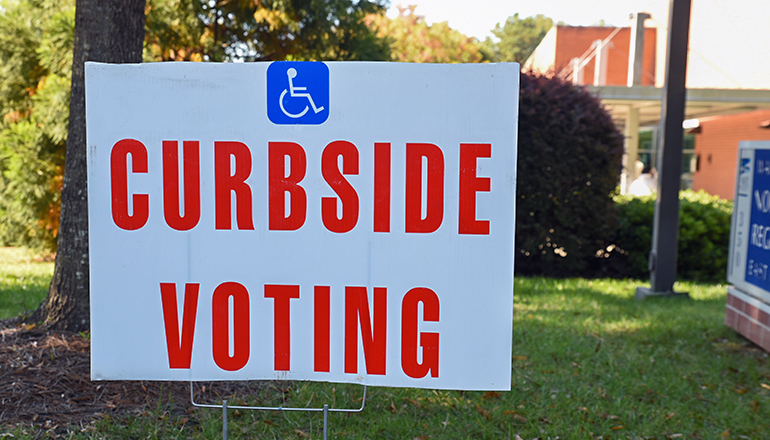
xmin=745 ymin=149 xmax=770 ymax=290
xmin=267 ymin=61 xmax=329 ymax=125
xmin=728 ymin=141 xmax=770 ymax=303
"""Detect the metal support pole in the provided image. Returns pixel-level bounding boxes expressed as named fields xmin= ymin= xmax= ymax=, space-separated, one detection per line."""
xmin=622 ymin=106 xmax=641 ymax=194
xmin=323 ymin=403 xmax=329 ymax=440
xmin=222 ymin=400 xmax=228 ymax=440
xmin=592 ymin=39 xmax=610 ymax=86
xmin=636 ymin=0 xmax=692 ymax=300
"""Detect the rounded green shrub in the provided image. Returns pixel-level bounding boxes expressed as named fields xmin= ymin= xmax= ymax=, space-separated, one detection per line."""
xmin=609 ymin=190 xmax=733 ymax=283
xmin=516 ymin=71 xmax=624 ymax=277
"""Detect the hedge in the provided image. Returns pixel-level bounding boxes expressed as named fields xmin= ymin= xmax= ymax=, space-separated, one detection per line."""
xmin=606 ymin=190 xmax=733 ymax=283
xmin=515 ymin=71 xmax=624 ymax=277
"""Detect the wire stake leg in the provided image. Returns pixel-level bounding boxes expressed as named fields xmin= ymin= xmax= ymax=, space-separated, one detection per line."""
xmin=189 ymin=381 xmax=366 ymax=439
xmin=323 ymin=403 xmax=329 ymax=440
xmin=223 ymin=399 xmax=228 ymax=440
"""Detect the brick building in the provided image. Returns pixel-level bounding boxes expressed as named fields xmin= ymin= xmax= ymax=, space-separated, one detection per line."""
xmin=691 ymin=109 xmax=770 ymax=199
xmin=524 ymin=2 xmax=770 ymax=199
xmin=525 ymin=25 xmax=657 ymax=87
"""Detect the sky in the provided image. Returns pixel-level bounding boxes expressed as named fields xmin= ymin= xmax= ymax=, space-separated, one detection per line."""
xmin=386 ymin=0 xmax=670 ymax=40
xmin=385 ymin=0 xmax=770 ymax=90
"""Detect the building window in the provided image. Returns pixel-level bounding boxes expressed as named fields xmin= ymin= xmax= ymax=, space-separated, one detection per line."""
xmin=637 ymin=129 xmax=695 ymax=190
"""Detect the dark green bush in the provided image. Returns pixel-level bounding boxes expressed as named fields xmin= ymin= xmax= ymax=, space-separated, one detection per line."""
xmin=515 ymin=71 xmax=624 ymax=277
xmin=608 ymin=190 xmax=733 ymax=283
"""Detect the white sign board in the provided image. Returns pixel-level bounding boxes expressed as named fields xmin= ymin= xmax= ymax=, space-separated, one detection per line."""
xmin=86 ymin=61 xmax=518 ymax=390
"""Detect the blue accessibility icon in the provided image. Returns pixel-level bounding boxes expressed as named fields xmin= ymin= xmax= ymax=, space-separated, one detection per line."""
xmin=267 ymin=61 xmax=329 ymax=125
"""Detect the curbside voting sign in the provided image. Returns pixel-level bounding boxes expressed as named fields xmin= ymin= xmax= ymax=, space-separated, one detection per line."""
xmin=86 ymin=61 xmax=518 ymax=390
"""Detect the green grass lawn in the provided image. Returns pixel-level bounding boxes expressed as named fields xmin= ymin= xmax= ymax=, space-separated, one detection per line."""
xmin=507 ymin=278 xmax=768 ymax=439
xmin=0 ymin=247 xmax=53 ymax=319
xmin=2 ymin=248 xmax=769 ymax=439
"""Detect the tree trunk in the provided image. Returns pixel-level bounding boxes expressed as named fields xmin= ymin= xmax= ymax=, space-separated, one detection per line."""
xmin=33 ymin=0 xmax=146 ymax=331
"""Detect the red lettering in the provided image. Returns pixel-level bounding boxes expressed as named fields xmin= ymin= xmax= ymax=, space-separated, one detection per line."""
xmin=269 ymin=142 xmax=307 ymax=230
xmin=374 ymin=142 xmax=391 ymax=232
xmin=214 ymin=141 xmax=254 ymax=230
xmin=111 ymin=139 xmax=149 ymax=230
xmin=459 ymin=143 xmax=491 ymax=235
xmin=344 ymin=286 xmax=387 ymax=375
xmin=321 ymin=141 xmax=360 ymax=233
xmin=405 ymin=143 xmax=444 ymax=233
xmin=314 ymin=286 xmax=331 ymax=372
xmin=163 ymin=140 xmax=201 ymax=231
xmin=264 ymin=284 xmax=300 ymax=371
xmin=159 ymin=280 xmax=445 ymax=377
xmin=160 ymin=283 xmax=200 ymax=369
xmin=401 ymin=287 xmax=440 ymax=379
xmin=212 ymin=282 xmax=250 ymax=371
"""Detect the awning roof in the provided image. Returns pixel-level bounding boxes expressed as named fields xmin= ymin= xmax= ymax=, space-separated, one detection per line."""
xmin=586 ymin=85 xmax=770 ymax=126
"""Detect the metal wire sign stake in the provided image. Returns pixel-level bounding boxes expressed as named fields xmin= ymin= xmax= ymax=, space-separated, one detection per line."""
xmin=190 ymin=382 xmax=367 ymax=440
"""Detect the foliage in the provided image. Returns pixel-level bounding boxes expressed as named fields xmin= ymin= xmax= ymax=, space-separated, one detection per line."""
xmin=516 ymin=71 xmax=623 ymax=277
xmin=604 ymin=193 xmax=656 ymax=279
xmin=0 ymin=0 xmax=393 ymax=253
xmin=0 ymin=0 xmax=72 ymax=252
xmin=609 ymin=190 xmax=733 ymax=282
xmin=483 ymin=13 xmax=553 ymax=63
xmin=150 ymin=0 xmax=392 ymax=62
xmin=144 ymin=0 xmax=209 ymax=61
xmin=368 ymin=5 xmax=487 ymax=63
xmin=0 ymin=120 xmax=65 ymax=251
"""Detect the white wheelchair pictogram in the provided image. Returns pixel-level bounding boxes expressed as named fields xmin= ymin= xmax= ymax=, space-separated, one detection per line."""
xmin=279 ymin=68 xmax=325 ymax=118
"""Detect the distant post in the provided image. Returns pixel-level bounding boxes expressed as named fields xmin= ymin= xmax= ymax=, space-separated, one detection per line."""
xmin=627 ymin=12 xmax=650 ymax=87
xmin=636 ymin=0 xmax=692 ymax=299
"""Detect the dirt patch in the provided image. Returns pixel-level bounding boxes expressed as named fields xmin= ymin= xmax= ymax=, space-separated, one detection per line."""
xmin=0 ymin=323 xmax=265 ymax=434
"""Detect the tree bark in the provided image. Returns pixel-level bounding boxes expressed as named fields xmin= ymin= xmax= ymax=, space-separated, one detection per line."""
xmin=33 ymin=0 xmax=146 ymax=331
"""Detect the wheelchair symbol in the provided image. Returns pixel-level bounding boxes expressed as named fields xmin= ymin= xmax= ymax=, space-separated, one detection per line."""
xmin=279 ymin=68 xmax=325 ymax=118
xmin=267 ymin=61 xmax=328 ymax=125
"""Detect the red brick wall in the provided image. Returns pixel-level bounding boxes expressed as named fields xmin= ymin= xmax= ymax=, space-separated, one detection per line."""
xmin=692 ymin=109 xmax=770 ymax=199
xmin=553 ymin=26 xmax=656 ymax=86
xmin=726 ymin=288 xmax=770 ymax=353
